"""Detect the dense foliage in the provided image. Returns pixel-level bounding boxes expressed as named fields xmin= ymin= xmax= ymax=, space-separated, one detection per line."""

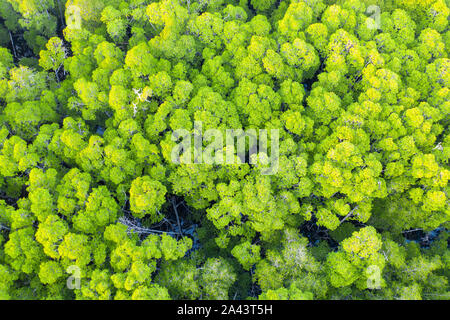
xmin=0 ymin=0 xmax=449 ymax=300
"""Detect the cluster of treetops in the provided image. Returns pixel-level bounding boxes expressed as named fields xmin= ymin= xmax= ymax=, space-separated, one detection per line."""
xmin=0 ymin=0 xmax=449 ymax=300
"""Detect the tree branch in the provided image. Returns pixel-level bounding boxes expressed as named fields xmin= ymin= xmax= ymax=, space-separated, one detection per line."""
xmin=9 ymin=32 xmax=17 ymax=58
xmin=340 ymin=206 xmax=359 ymax=224
xmin=171 ymin=197 xmax=183 ymax=237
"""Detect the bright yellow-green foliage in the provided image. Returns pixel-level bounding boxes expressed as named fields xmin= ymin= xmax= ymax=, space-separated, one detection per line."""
xmin=0 ymin=0 xmax=449 ymax=301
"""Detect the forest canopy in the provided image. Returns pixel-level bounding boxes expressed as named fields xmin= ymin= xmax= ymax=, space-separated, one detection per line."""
xmin=0 ymin=0 xmax=449 ymax=300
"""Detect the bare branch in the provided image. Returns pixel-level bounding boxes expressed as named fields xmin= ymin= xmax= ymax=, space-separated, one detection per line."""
xmin=118 ymin=216 xmax=178 ymax=236
xmin=171 ymin=197 xmax=183 ymax=237
xmin=9 ymin=32 xmax=17 ymax=58
xmin=340 ymin=206 xmax=359 ymax=224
